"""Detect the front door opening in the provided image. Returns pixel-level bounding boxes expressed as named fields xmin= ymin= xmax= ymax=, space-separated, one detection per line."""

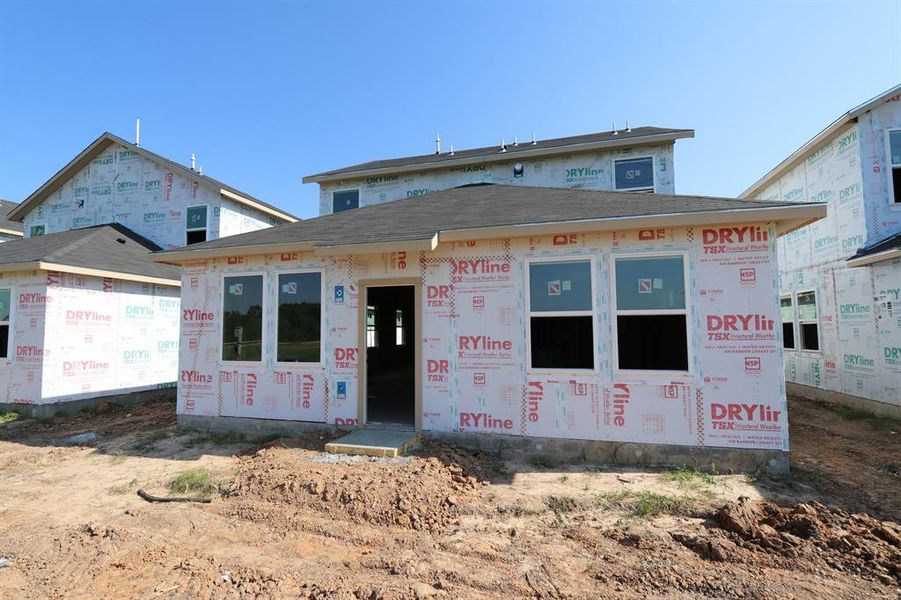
xmin=365 ymin=285 xmax=415 ymax=425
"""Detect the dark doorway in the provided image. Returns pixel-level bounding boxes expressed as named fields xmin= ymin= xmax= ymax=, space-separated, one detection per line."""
xmin=365 ymin=285 xmax=415 ymax=425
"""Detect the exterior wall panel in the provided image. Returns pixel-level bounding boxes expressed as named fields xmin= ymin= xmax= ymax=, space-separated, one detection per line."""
xmin=176 ymin=221 xmax=788 ymax=451
xmin=22 ymin=143 xmax=282 ymax=248
xmin=317 ymin=144 xmax=676 ymax=216
xmin=0 ymin=271 xmax=47 ymax=404
xmin=34 ymin=272 xmax=180 ymax=404
xmin=756 ymin=108 xmax=901 ymax=408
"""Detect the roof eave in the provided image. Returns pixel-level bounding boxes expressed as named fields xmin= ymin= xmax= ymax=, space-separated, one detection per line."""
xmin=153 ymin=240 xmax=318 ymax=265
xmin=438 ymin=204 xmax=826 ymax=242
xmin=151 ymin=203 xmax=825 ymax=263
xmin=0 ymin=259 xmax=178 ymax=285
xmin=847 ymin=247 xmax=901 ymax=268
xmin=303 ymin=130 xmax=694 ymax=184
xmin=0 ymin=228 xmax=24 ymax=237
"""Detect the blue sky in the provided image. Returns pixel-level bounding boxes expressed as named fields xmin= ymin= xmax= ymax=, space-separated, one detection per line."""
xmin=1 ymin=1 xmax=899 ymax=219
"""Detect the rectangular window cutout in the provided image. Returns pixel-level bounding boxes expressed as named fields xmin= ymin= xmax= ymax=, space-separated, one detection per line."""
xmin=186 ymin=206 xmax=208 ymax=245
xmin=800 ymin=323 xmax=819 ymax=351
xmin=893 ymin=167 xmax=901 ymax=204
xmin=615 ymin=256 xmax=685 ymax=311
xmin=890 ymin=130 xmax=901 ymax=203
xmin=528 ymin=259 xmax=594 ymax=370
xmin=780 ymin=296 xmax=795 ymax=349
xmin=783 ymin=323 xmax=795 ymax=349
xmin=30 ymin=224 xmax=45 ymax=237
xmin=0 ymin=288 xmax=9 ymax=359
xmin=333 ymin=189 xmax=360 ymax=213
xmin=614 ymin=255 xmax=688 ymax=372
xmin=529 ymin=260 xmax=592 ymax=312
xmin=222 ymin=275 xmax=263 ymax=361
xmin=187 ymin=229 xmax=207 ymax=244
xmin=796 ymin=291 xmax=819 ymax=351
xmin=614 ymin=157 xmax=654 ymax=191
xmin=617 ymin=314 xmax=688 ymax=370
xmin=277 ymin=272 xmax=321 ymax=363
xmin=530 ymin=316 xmax=594 ymax=369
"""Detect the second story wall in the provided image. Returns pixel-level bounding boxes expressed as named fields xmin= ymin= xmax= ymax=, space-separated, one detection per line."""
xmin=858 ymin=95 xmax=901 ymax=241
xmin=219 ymin=196 xmax=276 ymax=239
xmin=318 ymin=144 xmax=675 ymax=216
xmin=756 ymin=123 xmax=865 ymax=271
xmin=21 ymin=143 xmax=283 ymax=249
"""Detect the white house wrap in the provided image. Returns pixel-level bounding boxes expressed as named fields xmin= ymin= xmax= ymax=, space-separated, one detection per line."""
xmin=159 ymin=184 xmax=825 ymax=466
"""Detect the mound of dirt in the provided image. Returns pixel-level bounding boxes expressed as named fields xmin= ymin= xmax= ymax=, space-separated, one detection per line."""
xmin=677 ymin=497 xmax=901 ymax=586
xmin=226 ymin=446 xmax=486 ymax=532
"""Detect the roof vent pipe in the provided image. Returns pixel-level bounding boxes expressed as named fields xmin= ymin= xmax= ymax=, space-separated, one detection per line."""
xmin=513 ymin=136 xmax=518 ymax=146
xmin=500 ymin=138 xmax=507 ymax=153
xmin=135 ymin=118 xmax=141 ymax=146
xmin=435 ymin=133 xmax=441 ymax=155
xmin=611 ymin=122 xmax=618 ymax=136
xmin=190 ymin=153 xmax=196 ymax=171
xmin=531 ymin=132 xmax=537 ymax=145
xmin=625 ymin=121 xmax=631 ymax=133
xmin=198 ymin=166 xmax=203 ymax=176
xmin=449 ymin=144 xmax=454 ymax=156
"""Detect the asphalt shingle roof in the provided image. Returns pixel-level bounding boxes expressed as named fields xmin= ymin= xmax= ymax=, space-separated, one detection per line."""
xmin=0 ymin=199 xmax=23 ymax=234
xmin=0 ymin=223 xmax=181 ymax=281
xmin=304 ymin=127 xmax=693 ymax=181
xmin=156 ymin=184 xmax=809 ymax=256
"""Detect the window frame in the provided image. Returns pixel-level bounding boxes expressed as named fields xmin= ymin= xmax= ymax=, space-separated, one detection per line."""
xmin=185 ymin=204 xmax=209 ymax=245
xmin=780 ymin=293 xmax=796 ymax=351
xmin=219 ymin=271 xmax=267 ymax=365
xmin=524 ymin=255 xmax=597 ymax=374
xmin=29 ymin=223 xmax=46 ymax=237
xmin=0 ymin=286 xmax=13 ymax=360
xmin=610 ymin=251 xmax=693 ymax=376
xmin=612 ymin=155 xmax=656 ymax=193
xmin=331 ymin=188 xmax=361 ymax=213
xmin=885 ymin=128 xmax=901 ymax=206
xmin=795 ymin=289 xmax=821 ymax=354
xmin=274 ymin=269 xmax=325 ymax=366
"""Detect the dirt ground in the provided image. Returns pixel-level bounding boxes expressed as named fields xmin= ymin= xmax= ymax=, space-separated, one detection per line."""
xmin=0 ymin=396 xmax=898 ymax=599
